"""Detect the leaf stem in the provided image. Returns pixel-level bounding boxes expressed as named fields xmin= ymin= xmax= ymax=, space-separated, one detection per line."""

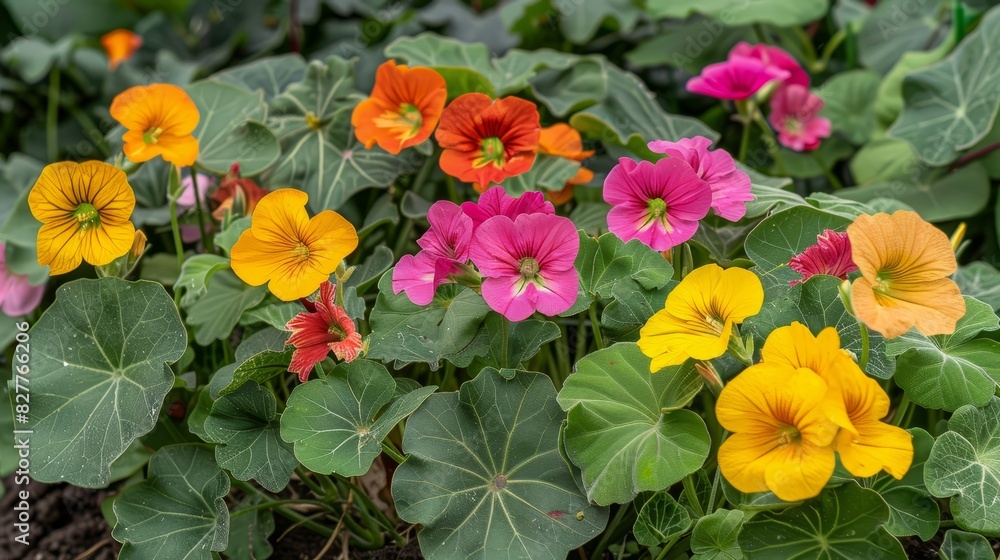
xmin=230 ymin=499 xmax=329 ymax=518
xmin=810 ymin=151 xmax=844 ymax=190
xmin=393 ymin=149 xmax=439 ymax=259
xmin=190 ymin=167 xmax=214 ymax=253
xmin=381 ymin=440 xmax=406 ymax=464
xmin=682 ymin=474 xmax=705 ymax=518
xmin=588 ymin=301 xmax=605 ymax=350
xmin=892 ymin=394 xmax=911 ymax=427
xmin=859 ymin=322 xmax=870 ymax=371
xmin=500 ymin=315 xmax=510 ymax=369
xmin=46 ymin=68 xmax=60 ymax=162
xmin=232 ymin=480 xmax=335 ymax=538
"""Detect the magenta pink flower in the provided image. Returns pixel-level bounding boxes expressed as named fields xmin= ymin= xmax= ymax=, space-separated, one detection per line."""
xmin=686 ymin=58 xmax=789 ymax=101
xmin=177 ymin=172 xmax=217 ymax=208
xmin=789 ymin=230 xmax=858 ymax=286
xmin=729 ymin=42 xmax=810 ymax=88
xmin=286 ymin=282 xmax=363 ymax=382
xmin=769 ymin=84 xmax=831 ymax=152
xmin=461 ymin=185 xmax=553 ymax=231
xmin=0 ymin=244 xmax=45 ymax=316
xmin=470 ymin=213 xmax=579 ymax=321
xmin=603 ymin=157 xmax=713 ymax=251
xmin=647 ymin=136 xmax=754 ymax=222
xmin=392 ymin=200 xmax=475 ymax=305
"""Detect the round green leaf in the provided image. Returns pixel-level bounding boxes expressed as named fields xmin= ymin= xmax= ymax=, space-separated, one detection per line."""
xmin=647 ymin=0 xmax=828 ymax=26
xmin=576 ymin=231 xmax=674 ymax=300
xmin=633 ymin=493 xmax=692 ymax=547
xmin=280 ymin=359 xmax=436 ymax=476
xmin=187 ymin=81 xmax=281 ymax=176
xmin=864 ymin=428 xmax=940 ymax=541
xmin=113 ymin=445 xmax=229 ymax=560
xmin=857 ymin=0 xmax=946 ymax=74
xmin=204 ymin=382 xmax=297 ymax=492
xmin=925 ymin=397 xmax=1000 ymax=535
xmin=955 ymin=262 xmax=1000 ymax=312
xmin=691 ymin=509 xmax=745 ymax=560
xmin=183 ymin=270 xmax=268 ymax=347
xmin=25 ymin=278 xmax=186 ymax=487
xmin=214 ymin=53 xmax=307 ymax=103
xmin=819 ymin=69 xmax=881 ymax=144
xmin=939 ymin=529 xmax=995 ymax=560
xmin=740 ymin=482 xmax=906 ymax=559
xmin=392 ymin=369 xmax=608 ymax=560
xmin=557 ymin=343 xmax=709 ymax=505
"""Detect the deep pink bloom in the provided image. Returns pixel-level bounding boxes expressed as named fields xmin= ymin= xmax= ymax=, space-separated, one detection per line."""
xmin=769 ymin=84 xmax=831 ymax=152
xmin=461 ymin=185 xmax=553 ymax=231
xmin=686 ymin=58 xmax=789 ymax=101
xmin=729 ymin=42 xmax=810 ymax=88
xmin=286 ymin=282 xmax=363 ymax=382
xmin=0 ymin=244 xmax=45 ymax=316
xmin=647 ymin=136 xmax=754 ymax=222
xmin=603 ymin=158 xmax=713 ymax=251
xmin=177 ymin=172 xmax=217 ymax=208
xmin=392 ymin=200 xmax=474 ymax=305
xmin=470 ymin=213 xmax=579 ymax=321
xmin=789 ymin=230 xmax=858 ymax=286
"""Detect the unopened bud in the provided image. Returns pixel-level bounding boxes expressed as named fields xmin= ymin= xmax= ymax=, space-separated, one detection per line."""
xmin=950 ymin=222 xmax=966 ymax=254
xmin=129 ymin=230 xmax=147 ymax=261
xmin=695 ymin=362 xmax=724 ymax=394
xmin=838 ymin=279 xmax=855 ymax=318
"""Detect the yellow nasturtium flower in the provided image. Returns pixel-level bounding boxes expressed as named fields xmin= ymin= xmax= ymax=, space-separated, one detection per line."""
xmin=230 ymin=189 xmax=358 ymax=302
xmin=110 ymin=83 xmax=200 ymax=167
xmin=638 ymin=264 xmax=763 ymax=371
xmin=29 ymin=161 xmax=136 ymax=275
xmin=847 ymin=210 xmax=965 ymax=339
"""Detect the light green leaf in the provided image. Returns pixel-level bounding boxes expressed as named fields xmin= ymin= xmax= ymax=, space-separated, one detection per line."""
xmin=744 ymin=183 xmax=808 ymax=219
xmin=820 ymin=69 xmax=881 ymax=144
xmin=875 ymin=33 xmax=956 ymax=125
xmin=113 ymin=445 xmax=229 ymax=560
xmin=210 ymin=328 xmax=290 ymax=399
xmin=280 ymin=360 xmax=435 ymax=476
xmin=214 ymin=53 xmax=307 ymax=103
xmin=576 ymin=231 xmax=675 ymax=300
xmin=633 ymin=493 xmax=692 ymax=547
xmin=461 ymin=315 xmax=560 ymax=371
xmin=214 ymin=216 xmax=251 ymax=255
xmin=384 ymin=34 xmax=495 ymax=97
xmin=366 ymin=273 xmax=490 ymax=370
xmin=557 ymin=343 xmax=709 ymax=505
xmin=23 ymin=278 xmax=185 ymax=487
xmin=500 ymin=154 xmax=582 ymax=196
xmin=939 ymin=530 xmax=994 ymax=560
xmin=865 ymin=428 xmax=939 ymax=540
xmin=239 ymin=301 xmax=302 ymax=331
xmin=602 ymin=282 xmax=672 ymax=343
xmin=204 ymin=382 xmax=297 ymax=492
xmin=392 ymin=369 xmax=608 ymax=559
xmin=627 ymin=19 xmax=751 ymax=74
xmin=268 ymin=56 xmax=405 ymax=211
xmin=221 ymin=348 xmax=293 ymax=397
xmin=954 ymin=262 xmax=1000 ymax=311
xmin=887 ymin=297 xmax=1000 ymax=411
xmin=740 ymin=482 xmax=906 ymax=559
xmin=858 ymin=0 xmax=947 ymax=74
xmin=187 ymin=81 xmax=280 ymax=176
xmin=646 ymin=0 xmax=829 ymax=27
xmin=529 ymin=57 xmax=606 ymax=116
xmin=559 ymin=0 xmax=643 ymax=43
xmin=925 ymin=397 xmax=1000 ymax=535
xmin=174 ymin=254 xmax=230 ymax=307
xmin=691 ymin=509 xmax=745 ymax=560
xmin=888 ymin=7 xmax=1000 ymax=165
xmin=184 ymin=270 xmax=268 ymax=346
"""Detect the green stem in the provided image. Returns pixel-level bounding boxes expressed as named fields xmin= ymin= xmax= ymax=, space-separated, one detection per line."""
xmin=953 ymin=0 xmax=966 ymax=43
xmin=813 ymin=29 xmax=846 ymax=73
xmin=500 ymin=315 xmax=510 ymax=369
xmin=708 ymin=466 xmax=722 ymax=514
xmin=682 ymin=474 xmax=705 ymax=518
xmin=892 ymin=394 xmax=911 ymax=427
xmin=190 ymin=168 xmax=213 ymax=253
xmin=589 ymin=505 xmax=629 ymax=560
xmin=811 ymin=151 xmax=844 ymax=190
xmin=169 ymin=200 xmax=185 ymax=275
xmin=446 ymin=174 xmax=461 ymax=204
xmin=738 ymin=118 xmax=752 ymax=162
xmin=791 ymin=25 xmax=818 ymax=65
xmin=230 ymin=499 xmax=330 ymax=518
xmin=296 ymin=467 xmax=326 ymax=497
xmin=859 ymin=322 xmax=870 ymax=371
xmin=654 ymin=535 xmax=681 ymax=560
xmin=392 ymin=151 xmax=439 ymax=259
xmin=338 ymin=475 xmax=405 ymax=547
xmin=233 ymin=481 xmax=334 ymax=538
xmin=381 ymin=440 xmax=406 ymax=464
xmin=588 ymin=301 xmax=605 ymax=350
xmin=46 ymin=68 xmax=60 ymax=162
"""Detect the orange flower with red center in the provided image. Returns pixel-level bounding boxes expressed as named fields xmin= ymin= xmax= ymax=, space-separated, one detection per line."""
xmin=435 ymin=93 xmax=540 ymax=187
xmin=101 ymin=29 xmax=142 ymax=70
xmin=110 ymin=84 xmax=200 ymax=167
xmin=538 ymin=123 xmax=594 ymax=204
xmin=352 ymin=61 xmax=447 ymax=155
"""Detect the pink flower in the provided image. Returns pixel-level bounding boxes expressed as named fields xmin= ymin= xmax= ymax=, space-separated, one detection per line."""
xmin=686 ymin=58 xmax=789 ymax=101
xmin=648 ymin=136 xmax=754 ymax=222
xmin=768 ymin=84 xmax=831 ymax=152
xmin=286 ymin=282 xmax=363 ymax=382
xmin=177 ymin=173 xmax=217 ymax=208
xmin=603 ymin=158 xmax=713 ymax=251
xmin=392 ymin=200 xmax=474 ymax=305
xmin=789 ymin=230 xmax=858 ymax=286
xmin=461 ymin=185 xmax=553 ymax=231
xmin=729 ymin=42 xmax=810 ymax=88
xmin=0 ymin=244 xmax=45 ymax=316
xmin=470 ymin=213 xmax=579 ymax=321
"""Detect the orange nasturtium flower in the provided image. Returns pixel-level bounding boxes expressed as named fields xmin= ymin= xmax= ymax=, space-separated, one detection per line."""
xmin=101 ymin=29 xmax=142 ymax=70
xmin=110 ymin=84 xmax=200 ymax=167
xmin=638 ymin=264 xmax=763 ymax=371
xmin=538 ymin=123 xmax=594 ymax=205
xmin=352 ymin=60 xmax=447 ymax=155
xmin=847 ymin=210 xmax=965 ymax=339
xmin=29 ymin=161 xmax=136 ymax=275
xmin=435 ymin=93 xmax=541 ymax=187
xmin=761 ymin=322 xmax=913 ymax=479
xmin=230 ymin=189 xmax=358 ymax=302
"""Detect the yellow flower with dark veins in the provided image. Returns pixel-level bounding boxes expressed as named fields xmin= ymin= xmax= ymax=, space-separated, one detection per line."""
xmin=716 ymin=362 xmax=839 ymax=502
xmin=847 ymin=210 xmax=965 ymax=339
xmin=230 ymin=189 xmax=358 ymax=302
xmin=761 ymin=322 xmax=913 ymax=479
xmin=638 ymin=264 xmax=763 ymax=371
xmin=110 ymin=84 xmax=200 ymax=167
xmin=29 ymin=161 xmax=136 ymax=275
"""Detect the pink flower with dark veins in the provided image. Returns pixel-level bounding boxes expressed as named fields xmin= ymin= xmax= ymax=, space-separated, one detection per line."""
xmin=789 ymin=229 xmax=858 ymax=286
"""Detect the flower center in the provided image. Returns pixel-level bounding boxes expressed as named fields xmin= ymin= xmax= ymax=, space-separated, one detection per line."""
xmin=73 ymin=203 xmax=101 ymax=230
xmin=373 ymin=103 xmax=424 ymax=141
xmin=703 ymin=314 xmax=725 ymax=333
xmin=519 ymin=257 xmax=541 ymax=280
xmin=873 ymin=271 xmax=894 ymax=296
xmin=142 ymin=126 xmax=164 ymax=144
xmin=327 ymin=322 xmax=347 ymax=341
xmin=293 ymin=242 xmax=311 ymax=261
xmin=477 ymin=136 xmax=506 ymax=168
xmin=645 ymin=198 xmax=674 ymax=232
xmin=305 ymin=111 xmax=323 ymax=130
xmin=776 ymin=425 xmax=801 ymax=446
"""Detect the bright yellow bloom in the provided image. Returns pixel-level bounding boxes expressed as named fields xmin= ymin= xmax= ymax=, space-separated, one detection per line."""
xmin=28 ymin=161 xmax=136 ymax=275
xmin=110 ymin=84 xmax=200 ymax=167
xmin=717 ymin=363 xmax=839 ymax=502
xmin=230 ymin=189 xmax=358 ymax=301
xmin=638 ymin=264 xmax=763 ymax=371
xmin=847 ymin=210 xmax=965 ymax=339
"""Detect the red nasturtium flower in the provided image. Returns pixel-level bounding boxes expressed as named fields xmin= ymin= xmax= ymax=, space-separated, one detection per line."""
xmin=286 ymin=281 xmax=363 ymax=381
xmin=210 ymin=163 xmax=269 ymax=220
xmin=435 ymin=93 xmax=541 ymax=187
xmin=101 ymin=29 xmax=142 ymax=70
xmin=352 ymin=60 xmax=448 ymax=155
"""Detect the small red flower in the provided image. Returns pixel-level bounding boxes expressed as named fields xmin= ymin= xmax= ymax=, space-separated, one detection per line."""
xmin=286 ymin=282 xmax=363 ymax=382
xmin=789 ymin=229 xmax=858 ymax=286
